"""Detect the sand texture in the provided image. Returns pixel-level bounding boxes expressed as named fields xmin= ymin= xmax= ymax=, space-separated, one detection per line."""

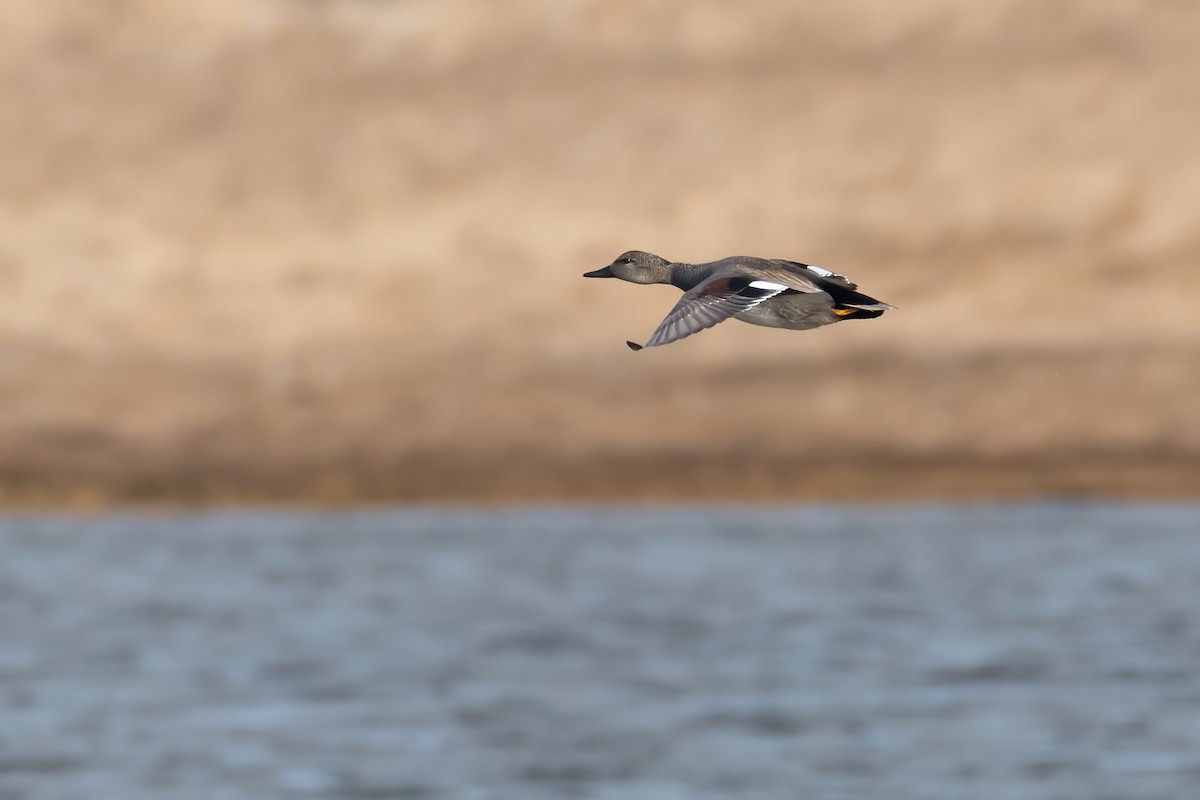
xmin=1 ymin=1 xmax=1197 ymax=504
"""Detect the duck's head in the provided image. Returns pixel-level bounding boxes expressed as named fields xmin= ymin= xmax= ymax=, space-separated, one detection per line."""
xmin=583 ymin=251 xmax=671 ymax=284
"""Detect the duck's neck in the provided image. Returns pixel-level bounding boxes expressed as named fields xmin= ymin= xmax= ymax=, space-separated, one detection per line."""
xmin=668 ymin=262 xmax=708 ymax=291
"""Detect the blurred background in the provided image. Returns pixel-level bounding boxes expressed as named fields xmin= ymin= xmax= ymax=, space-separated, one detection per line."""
xmin=3 ymin=3 xmax=1200 ymax=800
xmin=1 ymin=0 xmax=1197 ymax=505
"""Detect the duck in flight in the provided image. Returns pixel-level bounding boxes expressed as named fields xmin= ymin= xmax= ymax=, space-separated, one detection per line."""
xmin=584 ymin=251 xmax=893 ymax=350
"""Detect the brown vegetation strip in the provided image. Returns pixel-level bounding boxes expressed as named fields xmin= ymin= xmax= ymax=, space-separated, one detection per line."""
xmin=1 ymin=449 xmax=1196 ymax=511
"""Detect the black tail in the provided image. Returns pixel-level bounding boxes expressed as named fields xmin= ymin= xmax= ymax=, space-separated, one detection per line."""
xmin=822 ymin=281 xmax=892 ymax=311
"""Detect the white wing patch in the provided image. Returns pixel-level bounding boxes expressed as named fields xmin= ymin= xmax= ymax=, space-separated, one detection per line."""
xmin=748 ymin=280 xmax=789 ymax=291
xmin=807 ymin=265 xmax=839 ymax=278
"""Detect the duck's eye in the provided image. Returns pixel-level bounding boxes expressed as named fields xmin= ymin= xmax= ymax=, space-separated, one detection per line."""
xmin=616 ymin=257 xmax=631 ymax=264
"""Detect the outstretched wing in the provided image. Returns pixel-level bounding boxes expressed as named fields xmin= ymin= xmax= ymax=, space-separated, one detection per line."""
xmin=634 ymin=276 xmax=791 ymax=349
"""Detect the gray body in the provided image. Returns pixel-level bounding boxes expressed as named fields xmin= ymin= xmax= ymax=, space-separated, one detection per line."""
xmin=584 ymin=251 xmax=891 ymax=350
xmin=668 ymin=257 xmax=843 ymax=331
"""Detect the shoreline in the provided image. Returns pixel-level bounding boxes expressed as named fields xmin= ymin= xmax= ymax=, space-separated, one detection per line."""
xmin=1 ymin=450 xmax=1195 ymax=512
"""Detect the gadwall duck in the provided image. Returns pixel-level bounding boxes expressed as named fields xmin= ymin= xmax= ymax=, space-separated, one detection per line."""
xmin=584 ymin=251 xmax=893 ymax=350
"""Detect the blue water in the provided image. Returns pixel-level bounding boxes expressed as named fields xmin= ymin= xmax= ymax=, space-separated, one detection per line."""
xmin=1 ymin=503 xmax=1198 ymax=799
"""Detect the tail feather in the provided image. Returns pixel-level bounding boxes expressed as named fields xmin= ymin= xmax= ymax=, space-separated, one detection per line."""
xmin=821 ymin=280 xmax=893 ymax=312
xmin=840 ymin=300 xmax=894 ymax=311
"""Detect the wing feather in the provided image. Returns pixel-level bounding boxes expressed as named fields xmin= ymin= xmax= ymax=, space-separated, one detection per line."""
xmin=773 ymin=259 xmax=858 ymax=290
xmin=640 ymin=276 xmax=788 ymax=349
